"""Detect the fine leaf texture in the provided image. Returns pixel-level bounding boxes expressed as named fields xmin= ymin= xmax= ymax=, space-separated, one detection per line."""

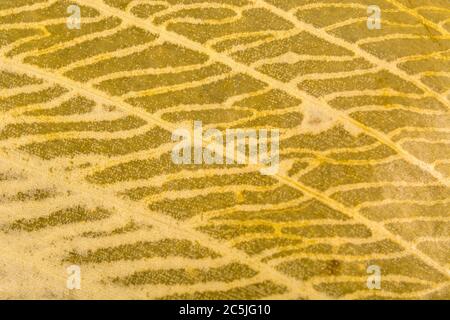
xmin=0 ymin=0 xmax=449 ymax=299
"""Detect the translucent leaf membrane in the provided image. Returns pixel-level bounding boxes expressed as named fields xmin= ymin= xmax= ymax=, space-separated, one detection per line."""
xmin=0 ymin=0 xmax=448 ymax=299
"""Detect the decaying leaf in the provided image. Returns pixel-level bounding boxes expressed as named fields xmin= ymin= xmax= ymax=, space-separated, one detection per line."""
xmin=0 ymin=0 xmax=449 ymax=299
